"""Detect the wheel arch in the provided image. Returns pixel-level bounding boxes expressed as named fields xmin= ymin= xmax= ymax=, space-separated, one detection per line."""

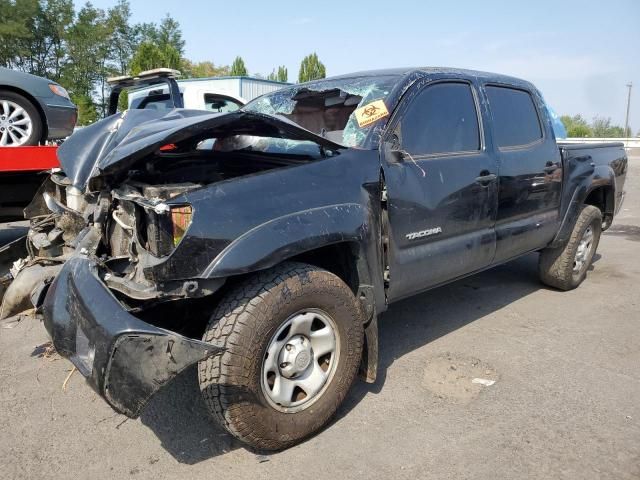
xmin=202 ymin=203 xmax=383 ymax=383
xmin=551 ymin=175 xmax=615 ymax=247
xmin=0 ymin=84 xmax=48 ymax=142
xmin=584 ymin=184 xmax=615 ymax=229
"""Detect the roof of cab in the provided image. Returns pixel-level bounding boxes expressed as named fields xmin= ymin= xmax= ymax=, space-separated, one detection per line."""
xmin=319 ymin=67 xmax=534 ymax=89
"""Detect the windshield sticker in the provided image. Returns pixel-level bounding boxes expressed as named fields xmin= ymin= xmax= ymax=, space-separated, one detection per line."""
xmin=354 ymin=100 xmax=389 ymax=127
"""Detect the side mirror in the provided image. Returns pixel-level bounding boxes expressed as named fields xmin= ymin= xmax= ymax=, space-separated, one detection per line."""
xmin=384 ymin=134 xmax=405 ymax=163
xmin=389 ymin=149 xmax=406 ymax=163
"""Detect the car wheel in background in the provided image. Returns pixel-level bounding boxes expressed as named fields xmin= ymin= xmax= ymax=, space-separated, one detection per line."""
xmin=0 ymin=90 xmax=43 ymax=147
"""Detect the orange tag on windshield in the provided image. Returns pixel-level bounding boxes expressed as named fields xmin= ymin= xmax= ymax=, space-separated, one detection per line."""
xmin=354 ymin=100 xmax=389 ymax=127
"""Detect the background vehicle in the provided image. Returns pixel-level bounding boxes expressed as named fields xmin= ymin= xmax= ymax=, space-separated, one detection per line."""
xmin=126 ymin=73 xmax=289 ymax=112
xmin=0 ymin=70 xmax=179 ymax=221
xmin=0 ymin=67 xmax=627 ymax=451
xmin=0 ymin=67 xmax=77 ymax=146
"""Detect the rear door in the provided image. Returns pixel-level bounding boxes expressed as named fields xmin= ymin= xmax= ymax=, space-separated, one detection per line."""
xmin=382 ymin=80 xmax=499 ymax=302
xmin=482 ymin=85 xmax=562 ymax=263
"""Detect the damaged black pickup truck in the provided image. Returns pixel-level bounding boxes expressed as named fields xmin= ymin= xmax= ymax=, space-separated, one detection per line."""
xmin=0 ymin=68 xmax=627 ymax=450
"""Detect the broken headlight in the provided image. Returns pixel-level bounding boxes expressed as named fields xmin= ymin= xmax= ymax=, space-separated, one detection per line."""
xmin=170 ymin=205 xmax=192 ymax=246
xmin=145 ymin=204 xmax=192 ymax=257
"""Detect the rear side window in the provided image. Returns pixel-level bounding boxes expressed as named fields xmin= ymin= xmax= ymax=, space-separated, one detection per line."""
xmin=486 ymin=86 xmax=542 ymax=147
xmin=397 ymin=82 xmax=480 ymax=155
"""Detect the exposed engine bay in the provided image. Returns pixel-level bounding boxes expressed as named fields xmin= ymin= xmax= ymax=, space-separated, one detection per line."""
xmin=4 ymin=144 xmax=327 ymax=318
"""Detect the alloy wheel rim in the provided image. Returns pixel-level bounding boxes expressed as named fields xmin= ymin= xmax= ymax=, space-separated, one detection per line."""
xmin=0 ymin=100 xmax=33 ymax=146
xmin=573 ymin=225 xmax=594 ymax=274
xmin=261 ymin=309 xmax=340 ymax=413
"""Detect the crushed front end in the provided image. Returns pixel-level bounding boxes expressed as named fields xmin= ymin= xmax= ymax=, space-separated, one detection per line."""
xmin=3 ymin=173 xmax=227 ymax=417
xmin=0 ymin=108 xmax=345 ymax=417
xmin=45 ymin=254 xmax=222 ymax=417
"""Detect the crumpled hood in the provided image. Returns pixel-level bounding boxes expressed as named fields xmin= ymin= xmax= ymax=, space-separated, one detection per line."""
xmin=58 ymin=109 xmax=343 ymax=189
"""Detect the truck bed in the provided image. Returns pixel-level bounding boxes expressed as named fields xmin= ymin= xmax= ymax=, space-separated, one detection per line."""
xmin=557 ymin=141 xmax=625 ymax=150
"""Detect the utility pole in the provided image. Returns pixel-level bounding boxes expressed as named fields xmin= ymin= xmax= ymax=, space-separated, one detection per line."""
xmin=624 ymin=82 xmax=632 ymax=138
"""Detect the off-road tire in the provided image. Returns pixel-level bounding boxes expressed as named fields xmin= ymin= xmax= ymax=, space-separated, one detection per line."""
xmin=539 ymin=205 xmax=602 ymax=290
xmin=198 ymin=262 xmax=364 ymax=451
xmin=0 ymin=90 xmax=43 ymax=146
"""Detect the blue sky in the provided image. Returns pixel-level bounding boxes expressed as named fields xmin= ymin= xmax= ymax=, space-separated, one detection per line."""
xmin=81 ymin=0 xmax=640 ymax=131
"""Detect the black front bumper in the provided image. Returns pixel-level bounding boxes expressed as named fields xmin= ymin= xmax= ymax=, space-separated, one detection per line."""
xmin=43 ymin=256 xmax=223 ymax=417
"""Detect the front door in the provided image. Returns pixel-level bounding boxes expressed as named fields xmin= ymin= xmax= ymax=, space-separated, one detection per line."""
xmin=382 ymin=80 xmax=499 ymax=302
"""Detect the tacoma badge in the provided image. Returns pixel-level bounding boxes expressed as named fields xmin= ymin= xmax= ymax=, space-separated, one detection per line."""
xmin=406 ymin=227 xmax=443 ymax=240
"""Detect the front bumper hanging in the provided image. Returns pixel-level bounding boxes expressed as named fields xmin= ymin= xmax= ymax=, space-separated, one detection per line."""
xmin=42 ymin=255 xmax=224 ymax=417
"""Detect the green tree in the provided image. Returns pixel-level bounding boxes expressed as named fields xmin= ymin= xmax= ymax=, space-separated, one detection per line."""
xmin=230 ymin=56 xmax=247 ymax=76
xmin=157 ymin=14 xmax=184 ymax=56
xmin=129 ymin=41 xmax=181 ymax=75
xmin=560 ymin=114 xmax=592 ymax=137
xmin=591 ymin=116 xmax=626 ymax=137
xmin=62 ymin=3 xmax=111 ymax=123
xmin=182 ymin=59 xmax=230 ymax=78
xmin=0 ymin=0 xmax=74 ymax=80
xmin=106 ymin=0 xmax=137 ymax=76
xmin=0 ymin=0 xmax=37 ymax=71
xmin=298 ymin=53 xmax=325 ymax=83
xmin=129 ymin=14 xmax=186 ymax=75
xmin=267 ymin=65 xmax=288 ymax=82
xmin=73 ymin=92 xmax=98 ymax=124
xmin=134 ymin=21 xmax=159 ymax=43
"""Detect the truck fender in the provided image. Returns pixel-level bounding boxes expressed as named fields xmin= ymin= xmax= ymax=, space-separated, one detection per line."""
xmin=550 ymin=166 xmax=615 ymax=247
xmin=204 ymin=203 xmax=382 ymax=383
xmin=203 ymin=203 xmax=371 ymax=278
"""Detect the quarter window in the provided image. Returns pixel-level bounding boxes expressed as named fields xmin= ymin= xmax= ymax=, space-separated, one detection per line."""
xmin=396 ymin=82 xmax=480 ymax=155
xmin=486 ymin=86 xmax=542 ymax=147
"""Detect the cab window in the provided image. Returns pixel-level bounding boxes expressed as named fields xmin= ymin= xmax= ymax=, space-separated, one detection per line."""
xmin=396 ymin=82 xmax=481 ymax=156
xmin=486 ymin=86 xmax=542 ymax=147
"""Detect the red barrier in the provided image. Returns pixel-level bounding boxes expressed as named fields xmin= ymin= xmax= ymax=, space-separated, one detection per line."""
xmin=0 ymin=146 xmax=59 ymax=173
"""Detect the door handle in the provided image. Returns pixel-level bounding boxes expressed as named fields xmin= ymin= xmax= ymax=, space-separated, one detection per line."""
xmin=475 ymin=173 xmax=497 ymax=185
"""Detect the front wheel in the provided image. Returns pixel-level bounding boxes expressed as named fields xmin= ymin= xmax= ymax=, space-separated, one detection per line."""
xmin=198 ymin=262 xmax=364 ymax=450
xmin=539 ymin=205 xmax=602 ymax=290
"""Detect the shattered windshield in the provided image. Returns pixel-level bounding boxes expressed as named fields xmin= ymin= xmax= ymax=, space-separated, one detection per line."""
xmin=243 ymin=75 xmax=401 ymax=148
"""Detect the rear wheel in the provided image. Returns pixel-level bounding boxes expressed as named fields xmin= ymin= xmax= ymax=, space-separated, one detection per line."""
xmin=0 ymin=90 xmax=42 ymax=146
xmin=539 ymin=205 xmax=602 ymax=290
xmin=198 ymin=262 xmax=364 ymax=450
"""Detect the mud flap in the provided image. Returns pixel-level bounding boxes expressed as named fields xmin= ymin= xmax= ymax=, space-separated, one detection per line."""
xmin=359 ymin=315 xmax=379 ymax=383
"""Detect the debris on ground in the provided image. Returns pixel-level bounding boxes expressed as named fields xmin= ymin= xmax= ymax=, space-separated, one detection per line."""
xmin=31 ymin=341 xmax=58 ymax=360
xmin=472 ymin=378 xmax=496 ymax=387
xmin=62 ymin=366 xmax=77 ymax=392
xmin=422 ymin=353 xmax=498 ymax=404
